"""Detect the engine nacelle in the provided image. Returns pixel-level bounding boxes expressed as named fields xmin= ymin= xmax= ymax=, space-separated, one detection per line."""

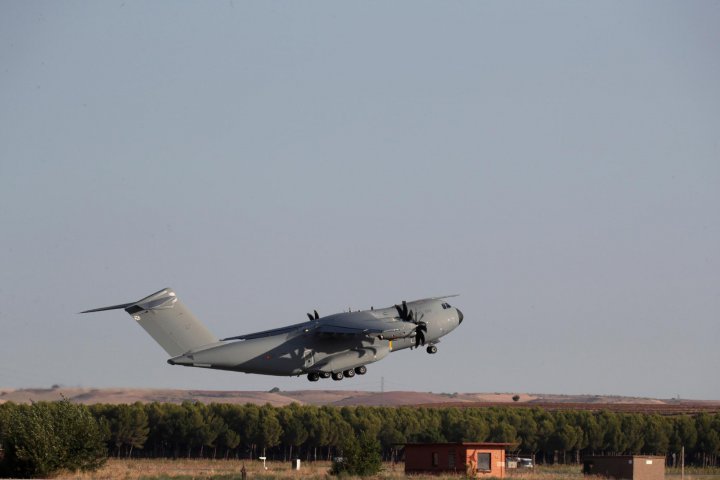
xmin=314 ymin=343 xmax=390 ymax=372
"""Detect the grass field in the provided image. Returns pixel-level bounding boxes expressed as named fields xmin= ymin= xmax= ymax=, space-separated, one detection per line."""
xmin=57 ymin=459 xmax=339 ymax=480
xmin=53 ymin=460 xmax=720 ymax=480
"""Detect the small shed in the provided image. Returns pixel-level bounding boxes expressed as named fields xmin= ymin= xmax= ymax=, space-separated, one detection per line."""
xmin=583 ymin=455 xmax=665 ymax=480
xmin=402 ymin=442 xmax=514 ymax=478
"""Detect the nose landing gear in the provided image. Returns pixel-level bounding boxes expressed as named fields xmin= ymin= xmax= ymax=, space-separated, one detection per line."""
xmin=426 ymin=345 xmax=438 ymax=354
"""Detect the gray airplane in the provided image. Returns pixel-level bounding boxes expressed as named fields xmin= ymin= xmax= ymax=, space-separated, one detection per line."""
xmin=82 ymin=288 xmax=464 ymax=381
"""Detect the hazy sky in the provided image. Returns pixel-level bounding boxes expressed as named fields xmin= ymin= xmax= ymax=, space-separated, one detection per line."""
xmin=1 ymin=1 xmax=718 ymax=399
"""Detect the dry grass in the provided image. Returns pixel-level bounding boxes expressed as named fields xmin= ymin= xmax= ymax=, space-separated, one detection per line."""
xmin=51 ymin=461 xmax=577 ymax=480
xmin=52 ymin=460 xmax=720 ymax=480
xmin=56 ymin=459 xmax=340 ymax=480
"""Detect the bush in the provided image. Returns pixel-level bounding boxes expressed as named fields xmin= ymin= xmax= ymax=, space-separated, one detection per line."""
xmin=0 ymin=400 xmax=106 ymax=478
xmin=331 ymin=431 xmax=382 ymax=477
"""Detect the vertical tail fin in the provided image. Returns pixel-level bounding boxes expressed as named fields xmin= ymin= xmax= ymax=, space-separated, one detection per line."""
xmin=82 ymin=287 xmax=218 ymax=356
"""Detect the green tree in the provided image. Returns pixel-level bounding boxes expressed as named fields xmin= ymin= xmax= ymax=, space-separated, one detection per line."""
xmin=517 ymin=412 xmax=539 ymax=454
xmin=579 ymin=412 xmax=604 ymax=454
xmin=197 ymin=405 xmax=226 ymax=458
xmin=410 ymin=408 xmax=445 ymax=443
xmin=462 ymin=410 xmax=490 ymax=443
xmin=600 ymin=411 xmax=623 ymax=453
xmin=548 ymin=417 xmax=580 ymax=463
xmin=669 ymin=416 xmax=697 ymax=455
xmin=621 ymin=414 xmax=645 ymax=454
xmin=256 ymin=404 xmax=282 ymax=457
xmin=280 ymin=404 xmax=309 ymax=460
xmin=332 ymin=431 xmax=382 ymax=476
xmin=321 ymin=406 xmax=354 ymax=460
xmin=114 ymin=403 xmax=150 ymax=457
xmin=643 ymin=415 xmax=671 ymax=454
xmin=378 ymin=421 xmax=404 ymax=461
xmin=441 ymin=408 xmax=466 ymax=442
xmin=0 ymin=400 xmax=106 ymax=478
xmin=696 ymin=413 xmax=720 ymax=467
xmin=304 ymin=407 xmax=331 ymax=461
xmin=489 ymin=420 xmax=517 ymax=444
xmin=221 ymin=429 xmax=241 ymax=459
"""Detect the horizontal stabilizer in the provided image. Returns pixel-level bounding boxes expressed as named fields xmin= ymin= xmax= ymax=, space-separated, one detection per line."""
xmin=81 ymin=302 xmax=135 ymax=313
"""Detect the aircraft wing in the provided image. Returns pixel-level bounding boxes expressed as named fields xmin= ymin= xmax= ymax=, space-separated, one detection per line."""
xmin=222 ymin=321 xmax=312 ymax=341
xmin=316 ymin=312 xmax=405 ymax=337
xmin=222 ymin=311 xmax=411 ymax=341
xmin=315 ymin=324 xmax=388 ymax=335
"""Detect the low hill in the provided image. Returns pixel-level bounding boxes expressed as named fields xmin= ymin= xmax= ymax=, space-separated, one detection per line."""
xmin=1 ymin=387 xmax=718 ymax=414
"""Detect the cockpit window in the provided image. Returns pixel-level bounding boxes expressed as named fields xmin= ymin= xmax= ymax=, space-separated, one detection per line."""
xmin=441 ymin=302 xmax=452 ymax=309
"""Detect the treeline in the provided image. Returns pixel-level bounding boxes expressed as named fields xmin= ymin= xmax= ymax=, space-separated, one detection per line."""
xmin=84 ymin=403 xmax=720 ymax=467
xmin=2 ymin=402 xmax=719 ymax=468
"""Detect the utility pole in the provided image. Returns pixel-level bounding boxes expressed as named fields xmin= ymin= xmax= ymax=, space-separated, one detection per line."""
xmin=681 ymin=446 xmax=684 ymax=480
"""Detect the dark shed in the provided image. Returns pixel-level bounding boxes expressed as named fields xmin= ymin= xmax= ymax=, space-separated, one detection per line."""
xmin=583 ymin=455 xmax=665 ymax=480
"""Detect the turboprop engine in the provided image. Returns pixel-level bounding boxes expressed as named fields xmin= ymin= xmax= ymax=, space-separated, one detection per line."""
xmin=313 ymin=343 xmax=390 ymax=373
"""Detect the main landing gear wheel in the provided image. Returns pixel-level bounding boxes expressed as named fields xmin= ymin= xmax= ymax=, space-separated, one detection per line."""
xmin=320 ymin=372 xmax=331 ymax=379
xmin=354 ymin=366 xmax=367 ymax=375
xmin=427 ymin=345 xmax=438 ymax=354
xmin=343 ymin=369 xmax=355 ymax=378
xmin=332 ymin=372 xmax=344 ymax=381
xmin=307 ymin=372 xmax=320 ymax=382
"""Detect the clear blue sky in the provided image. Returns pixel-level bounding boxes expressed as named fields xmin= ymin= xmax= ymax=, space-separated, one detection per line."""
xmin=1 ymin=1 xmax=718 ymax=399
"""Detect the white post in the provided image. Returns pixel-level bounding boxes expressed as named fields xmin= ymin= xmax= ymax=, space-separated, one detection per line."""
xmin=681 ymin=446 xmax=684 ymax=480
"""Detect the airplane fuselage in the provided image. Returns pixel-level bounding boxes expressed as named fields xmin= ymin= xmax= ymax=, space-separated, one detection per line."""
xmin=169 ymin=299 xmax=462 ymax=378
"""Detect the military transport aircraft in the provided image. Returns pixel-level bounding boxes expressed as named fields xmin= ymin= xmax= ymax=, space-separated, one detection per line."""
xmin=82 ymin=288 xmax=463 ymax=381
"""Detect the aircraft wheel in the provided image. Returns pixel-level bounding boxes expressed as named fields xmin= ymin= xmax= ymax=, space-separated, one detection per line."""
xmin=320 ymin=372 xmax=331 ymax=379
xmin=354 ymin=366 xmax=367 ymax=375
xmin=307 ymin=372 xmax=320 ymax=382
xmin=343 ymin=369 xmax=355 ymax=378
xmin=332 ymin=372 xmax=344 ymax=381
xmin=427 ymin=345 xmax=438 ymax=354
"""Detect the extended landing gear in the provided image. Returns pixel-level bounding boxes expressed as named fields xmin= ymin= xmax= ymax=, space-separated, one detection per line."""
xmin=308 ymin=366 xmax=368 ymax=381
xmin=306 ymin=371 xmax=337 ymax=382
xmin=427 ymin=345 xmax=438 ymax=354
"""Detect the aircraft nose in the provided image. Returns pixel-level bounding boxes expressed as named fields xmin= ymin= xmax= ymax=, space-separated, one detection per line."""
xmin=457 ymin=308 xmax=464 ymax=324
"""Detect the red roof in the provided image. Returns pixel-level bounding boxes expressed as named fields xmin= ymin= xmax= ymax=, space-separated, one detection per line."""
xmin=400 ymin=442 xmax=516 ymax=448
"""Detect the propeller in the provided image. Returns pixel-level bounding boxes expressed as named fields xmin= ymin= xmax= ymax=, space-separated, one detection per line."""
xmin=395 ymin=300 xmax=427 ymax=348
xmin=414 ymin=322 xmax=427 ymax=347
xmin=395 ymin=301 xmax=413 ymax=321
xmin=306 ymin=310 xmax=319 ymax=321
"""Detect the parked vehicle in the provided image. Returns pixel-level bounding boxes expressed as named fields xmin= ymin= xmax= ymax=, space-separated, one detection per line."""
xmin=518 ymin=458 xmax=534 ymax=468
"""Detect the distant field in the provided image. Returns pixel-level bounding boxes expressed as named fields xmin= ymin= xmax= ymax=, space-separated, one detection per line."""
xmin=425 ymin=401 xmax=720 ymax=415
xmin=2 ymin=387 xmax=719 ymax=414
xmin=53 ymin=460 xmax=720 ymax=480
